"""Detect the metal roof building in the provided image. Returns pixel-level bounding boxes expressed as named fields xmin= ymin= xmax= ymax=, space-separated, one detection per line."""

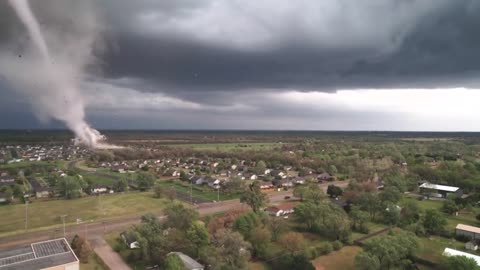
xmin=443 ymin=248 xmax=480 ymax=266
xmin=0 ymin=238 xmax=79 ymax=270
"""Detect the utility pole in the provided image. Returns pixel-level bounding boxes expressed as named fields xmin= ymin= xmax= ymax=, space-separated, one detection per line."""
xmin=190 ymin=179 xmax=193 ymax=205
xmin=217 ymin=186 xmax=220 ymax=202
xmin=24 ymin=200 xmax=28 ymax=232
xmin=60 ymin=215 xmax=67 ymax=238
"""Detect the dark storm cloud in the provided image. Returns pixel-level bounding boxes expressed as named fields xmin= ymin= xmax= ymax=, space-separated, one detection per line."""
xmin=98 ymin=0 xmax=480 ymax=101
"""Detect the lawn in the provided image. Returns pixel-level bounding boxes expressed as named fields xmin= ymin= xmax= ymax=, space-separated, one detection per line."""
xmin=416 ymin=236 xmax=465 ymax=263
xmin=156 ymin=179 xmax=241 ymax=201
xmin=311 ymin=246 xmax=361 ymax=270
xmin=0 ymin=160 xmax=67 ymax=170
xmin=0 ymin=192 xmax=167 ymax=235
xmin=79 ymin=253 xmax=108 ymax=270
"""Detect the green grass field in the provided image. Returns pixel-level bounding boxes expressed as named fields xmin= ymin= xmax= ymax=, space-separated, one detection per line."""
xmin=156 ymin=179 xmax=241 ymax=201
xmin=0 ymin=192 xmax=167 ymax=235
xmin=416 ymin=236 xmax=465 ymax=263
xmin=0 ymin=160 xmax=67 ymax=170
xmin=311 ymin=246 xmax=361 ymax=270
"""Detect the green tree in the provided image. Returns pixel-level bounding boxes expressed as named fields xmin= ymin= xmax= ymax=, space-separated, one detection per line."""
xmin=255 ymin=160 xmax=267 ymax=175
xmin=268 ymin=216 xmax=288 ymax=240
xmin=350 ymin=206 xmax=370 ymax=233
xmin=278 ymin=232 xmax=306 ymax=255
xmin=423 ymin=209 xmax=447 ymax=235
xmin=56 ymin=177 xmax=82 ymax=199
xmin=356 ymin=231 xmax=417 ymax=270
xmin=137 ymin=172 xmax=155 ymax=191
xmin=379 ymin=187 xmax=402 ymax=205
xmin=224 ymin=177 xmax=245 ymax=194
xmin=359 ymin=192 xmax=382 ymax=221
xmin=153 ymin=184 xmax=165 ymax=198
xmin=444 ymin=255 xmax=480 ymax=270
xmin=400 ymin=200 xmax=421 ymax=226
xmin=186 ymin=222 xmax=209 ymax=257
xmin=164 ymin=203 xmax=199 ymax=231
xmin=355 ymin=251 xmax=381 ymax=270
xmin=293 ymin=185 xmax=309 ymax=201
xmin=164 ymin=254 xmax=184 ymax=270
xmin=234 ymin=212 xmax=262 ymax=239
xmin=113 ymin=178 xmax=128 ymax=192
xmin=442 ymin=197 xmax=460 ymax=215
xmin=327 ymin=184 xmax=343 ymax=198
xmin=250 ymin=227 xmax=271 ymax=257
xmin=240 ymin=182 xmax=268 ymax=213
xmin=205 ymin=229 xmax=251 ymax=270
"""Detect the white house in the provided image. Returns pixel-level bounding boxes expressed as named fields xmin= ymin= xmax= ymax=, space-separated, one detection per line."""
xmin=265 ymin=202 xmax=300 ymax=217
xmin=121 ymin=231 xmax=140 ymax=249
xmin=443 ymin=248 xmax=480 ymax=266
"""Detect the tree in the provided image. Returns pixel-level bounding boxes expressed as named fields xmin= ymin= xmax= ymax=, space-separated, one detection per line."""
xmin=56 ymin=177 xmax=82 ymax=199
xmin=234 ymin=212 xmax=262 ymax=239
xmin=350 ymin=206 xmax=370 ymax=233
xmin=444 ymin=255 xmax=480 ymax=270
xmin=224 ymin=177 xmax=245 ymax=194
xmin=423 ymin=209 xmax=447 ymax=235
xmin=205 ymin=229 xmax=251 ymax=270
xmin=240 ymin=182 xmax=268 ymax=213
xmin=137 ymin=172 xmax=155 ymax=191
xmin=400 ymin=200 xmax=421 ymax=226
xmin=293 ymin=185 xmax=309 ymax=201
xmin=358 ymin=192 xmax=382 ymax=221
xmin=355 ymin=251 xmax=381 ymax=270
xmin=327 ymin=184 xmax=343 ymax=198
xmin=250 ymin=227 xmax=271 ymax=257
xmin=268 ymin=216 xmax=288 ymax=240
xmin=164 ymin=203 xmax=199 ymax=231
xmin=113 ymin=178 xmax=128 ymax=192
xmin=442 ymin=197 xmax=460 ymax=215
xmin=329 ymin=165 xmax=338 ymax=175
xmin=153 ymin=184 xmax=165 ymax=198
xmin=164 ymin=254 xmax=184 ymax=270
xmin=383 ymin=204 xmax=401 ymax=226
xmin=255 ymin=160 xmax=267 ymax=175
xmin=356 ymin=231 xmax=417 ymax=270
xmin=278 ymin=232 xmax=306 ymax=255
xmin=186 ymin=222 xmax=209 ymax=257
xmin=70 ymin=235 xmax=92 ymax=263
xmin=379 ymin=187 xmax=402 ymax=205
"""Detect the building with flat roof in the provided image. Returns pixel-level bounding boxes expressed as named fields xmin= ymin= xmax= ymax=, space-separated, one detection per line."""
xmin=0 ymin=238 xmax=79 ymax=270
xmin=455 ymin=224 xmax=480 ymax=240
xmin=443 ymin=248 xmax=480 ymax=266
xmin=419 ymin=183 xmax=462 ymax=198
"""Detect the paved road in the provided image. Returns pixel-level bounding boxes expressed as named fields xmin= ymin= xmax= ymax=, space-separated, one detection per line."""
xmin=0 ymin=180 xmax=348 ymax=269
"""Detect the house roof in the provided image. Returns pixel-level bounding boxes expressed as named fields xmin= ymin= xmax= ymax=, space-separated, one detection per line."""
xmin=266 ymin=202 xmax=300 ymax=212
xmin=443 ymin=248 xmax=480 ymax=266
xmin=0 ymin=238 xmax=78 ymax=270
xmin=120 ymin=231 xmax=137 ymax=245
xmin=169 ymin=252 xmax=204 ymax=270
xmin=419 ymin=183 xmax=459 ymax=192
xmin=456 ymin=224 xmax=480 ymax=234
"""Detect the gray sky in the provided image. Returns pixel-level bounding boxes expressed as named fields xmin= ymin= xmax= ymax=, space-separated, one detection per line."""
xmin=1 ymin=0 xmax=480 ymax=130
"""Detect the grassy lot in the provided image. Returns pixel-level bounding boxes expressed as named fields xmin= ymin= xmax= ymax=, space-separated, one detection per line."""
xmin=311 ymin=246 xmax=361 ymax=270
xmin=0 ymin=192 xmax=167 ymax=235
xmin=79 ymin=253 xmax=108 ymax=270
xmin=403 ymin=197 xmax=479 ymax=231
xmin=248 ymin=262 xmax=271 ymax=270
xmin=0 ymin=160 xmax=67 ymax=170
xmin=416 ymin=236 xmax=465 ymax=263
xmin=174 ymin=142 xmax=280 ymax=151
xmin=156 ymin=179 xmax=241 ymax=201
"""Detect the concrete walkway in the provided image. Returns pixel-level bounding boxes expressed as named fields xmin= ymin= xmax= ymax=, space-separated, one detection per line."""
xmin=91 ymin=238 xmax=131 ymax=270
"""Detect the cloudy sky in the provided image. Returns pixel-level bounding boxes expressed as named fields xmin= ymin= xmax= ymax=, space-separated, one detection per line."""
xmin=1 ymin=0 xmax=480 ymax=131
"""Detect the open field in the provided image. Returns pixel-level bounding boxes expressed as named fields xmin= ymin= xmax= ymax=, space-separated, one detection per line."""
xmin=416 ymin=236 xmax=465 ymax=264
xmin=0 ymin=192 xmax=167 ymax=235
xmin=156 ymin=179 xmax=241 ymax=201
xmin=312 ymin=246 xmax=361 ymax=270
xmin=0 ymin=160 xmax=67 ymax=170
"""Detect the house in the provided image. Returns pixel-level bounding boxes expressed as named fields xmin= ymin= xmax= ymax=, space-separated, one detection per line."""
xmin=265 ymin=202 xmax=300 ymax=217
xmin=190 ymin=175 xmax=205 ymax=185
xmin=260 ymin=183 xmax=274 ymax=190
xmin=455 ymin=224 xmax=480 ymax=240
xmin=419 ymin=183 xmax=462 ymax=198
xmin=0 ymin=238 xmax=79 ymax=270
xmin=443 ymin=248 xmax=480 ymax=266
xmin=112 ymin=165 xmax=127 ymax=173
xmin=168 ymin=252 xmax=204 ymax=270
xmin=91 ymin=184 xmax=109 ymax=194
xmin=466 ymin=240 xmax=479 ymax=251
xmin=244 ymin=173 xmax=258 ymax=180
xmin=0 ymin=175 xmax=15 ymax=188
xmin=29 ymin=178 xmax=50 ymax=198
xmin=293 ymin=176 xmax=306 ymax=185
xmin=121 ymin=231 xmax=140 ymax=249
xmin=317 ymin=172 xmax=333 ymax=181
xmin=280 ymin=179 xmax=294 ymax=188
xmin=206 ymin=177 xmax=221 ymax=189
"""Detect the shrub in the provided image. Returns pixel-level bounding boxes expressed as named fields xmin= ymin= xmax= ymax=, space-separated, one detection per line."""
xmin=322 ymin=242 xmax=333 ymax=255
xmin=305 ymin=247 xmax=318 ymax=260
xmin=343 ymin=238 xmax=354 ymax=246
xmin=332 ymin=240 xmax=343 ymax=251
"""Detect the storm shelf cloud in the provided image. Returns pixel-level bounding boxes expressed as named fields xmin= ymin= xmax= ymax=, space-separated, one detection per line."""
xmin=1 ymin=0 xmax=480 ymax=131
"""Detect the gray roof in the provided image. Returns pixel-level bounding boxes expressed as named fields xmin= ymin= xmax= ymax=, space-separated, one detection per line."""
xmin=169 ymin=252 xmax=204 ymax=270
xmin=0 ymin=238 xmax=78 ymax=270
